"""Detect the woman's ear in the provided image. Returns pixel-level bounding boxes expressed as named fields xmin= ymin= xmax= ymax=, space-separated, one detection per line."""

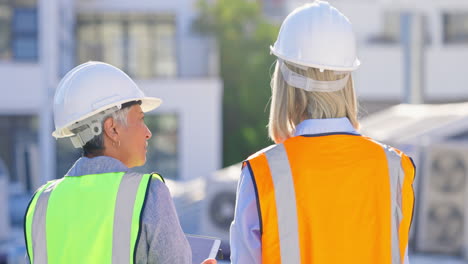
xmin=103 ymin=117 xmax=119 ymax=142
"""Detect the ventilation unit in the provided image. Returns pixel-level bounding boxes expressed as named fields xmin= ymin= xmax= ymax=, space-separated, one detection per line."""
xmin=166 ymin=177 xmax=206 ymax=235
xmin=416 ymin=143 xmax=468 ymax=255
xmin=199 ymin=163 xmax=240 ymax=243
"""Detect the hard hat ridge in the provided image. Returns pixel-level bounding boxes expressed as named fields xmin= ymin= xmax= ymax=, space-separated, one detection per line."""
xmin=270 ymin=1 xmax=360 ymax=71
xmin=270 ymin=1 xmax=359 ymax=92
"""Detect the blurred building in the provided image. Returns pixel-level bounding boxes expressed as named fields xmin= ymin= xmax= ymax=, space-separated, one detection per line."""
xmin=275 ymin=0 xmax=468 ymax=114
xmin=0 ymin=0 xmax=223 ymax=249
xmin=259 ymin=0 xmax=287 ymax=22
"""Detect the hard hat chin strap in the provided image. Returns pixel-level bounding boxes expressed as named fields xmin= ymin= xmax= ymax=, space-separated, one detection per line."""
xmin=278 ymin=60 xmax=350 ymax=92
xmin=69 ymin=106 xmax=120 ymax=148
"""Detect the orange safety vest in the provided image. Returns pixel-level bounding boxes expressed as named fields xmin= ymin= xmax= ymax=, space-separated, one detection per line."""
xmin=245 ymin=133 xmax=415 ymax=264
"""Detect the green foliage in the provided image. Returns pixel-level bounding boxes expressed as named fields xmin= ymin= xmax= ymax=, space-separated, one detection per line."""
xmin=195 ymin=0 xmax=279 ymax=166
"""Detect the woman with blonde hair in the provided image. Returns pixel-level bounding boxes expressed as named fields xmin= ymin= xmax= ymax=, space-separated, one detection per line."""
xmin=230 ymin=2 xmax=415 ymax=264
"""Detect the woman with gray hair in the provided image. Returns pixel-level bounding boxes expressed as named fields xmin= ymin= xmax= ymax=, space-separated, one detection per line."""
xmin=24 ymin=62 xmax=216 ymax=264
xmin=230 ymin=2 xmax=415 ymax=264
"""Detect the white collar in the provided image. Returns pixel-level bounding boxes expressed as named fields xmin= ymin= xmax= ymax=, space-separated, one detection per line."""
xmin=293 ymin=117 xmax=358 ymax=137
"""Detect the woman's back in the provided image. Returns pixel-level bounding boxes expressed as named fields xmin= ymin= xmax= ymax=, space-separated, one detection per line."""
xmin=247 ymin=133 xmax=414 ymax=263
xmin=230 ymin=2 xmax=415 ymax=263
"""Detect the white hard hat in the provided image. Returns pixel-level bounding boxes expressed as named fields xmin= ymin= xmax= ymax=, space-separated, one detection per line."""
xmin=270 ymin=1 xmax=360 ymax=72
xmin=52 ymin=61 xmax=162 ymax=139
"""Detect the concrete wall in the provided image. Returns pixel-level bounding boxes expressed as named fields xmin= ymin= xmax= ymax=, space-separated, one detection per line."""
xmin=0 ymin=64 xmax=43 ymax=114
xmin=426 ymin=47 xmax=468 ymax=100
xmin=354 ymin=46 xmax=403 ymax=101
xmin=139 ymin=78 xmax=223 ymax=180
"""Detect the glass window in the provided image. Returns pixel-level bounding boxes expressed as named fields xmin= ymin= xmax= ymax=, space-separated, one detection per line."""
xmin=77 ymin=14 xmax=102 ymax=62
xmin=0 ymin=6 xmax=12 ymax=60
xmin=13 ymin=0 xmax=36 ymax=7
xmin=77 ymin=13 xmax=176 ymax=79
xmin=13 ymin=35 xmax=37 ymax=59
xmin=55 ymin=137 xmax=81 ymax=179
xmin=128 ymin=19 xmax=153 ymax=78
xmin=0 ymin=0 xmax=37 ymax=61
xmin=444 ymin=12 xmax=468 ymax=44
xmin=368 ymin=11 xmax=430 ymax=45
xmin=100 ymin=18 xmax=125 ymax=70
xmin=383 ymin=11 xmax=401 ymax=43
xmin=12 ymin=8 xmax=38 ymax=60
xmin=367 ymin=11 xmax=400 ymax=44
xmin=13 ymin=7 xmax=36 ymax=32
xmin=133 ymin=113 xmax=179 ymax=179
xmin=0 ymin=115 xmax=38 ymax=192
xmin=153 ymin=23 xmax=177 ymax=77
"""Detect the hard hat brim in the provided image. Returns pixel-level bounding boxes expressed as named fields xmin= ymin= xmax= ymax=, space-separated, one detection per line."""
xmin=270 ymin=46 xmax=360 ymax=72
xmin=52 ymin=96 xmax=162 ymax=138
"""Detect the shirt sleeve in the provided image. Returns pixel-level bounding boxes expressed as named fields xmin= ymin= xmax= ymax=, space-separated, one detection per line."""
xmin=230 ymin=165 xmax=262 ymax=264
xmin=404 ymin=246 xmax=410 ymax=264
xmin=140 ymin=178 xmax=192 ymax=264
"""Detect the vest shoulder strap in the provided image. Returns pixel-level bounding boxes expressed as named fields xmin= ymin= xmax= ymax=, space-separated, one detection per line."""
xmin=150 ymin=172 xmax=165 ymax=183
xmin=24 ymin=179 xmax=60 ymax=263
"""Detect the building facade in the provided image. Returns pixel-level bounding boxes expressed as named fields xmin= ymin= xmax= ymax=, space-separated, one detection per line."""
xmin=278 ymin=0 xmax=468 ymax=113
xmin=0 ymin=0 xmax=223 ymax=236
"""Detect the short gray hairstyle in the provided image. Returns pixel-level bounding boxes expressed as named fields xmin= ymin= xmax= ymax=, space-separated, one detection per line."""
xmin=74 ymin=107 xmax=131 ymax=156
xmin=71 ymin=100 xmax=142 ymax=156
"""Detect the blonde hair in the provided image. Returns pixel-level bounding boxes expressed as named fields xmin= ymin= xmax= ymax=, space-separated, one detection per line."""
xmin=268 ymin=61 xmax=360 ymax=143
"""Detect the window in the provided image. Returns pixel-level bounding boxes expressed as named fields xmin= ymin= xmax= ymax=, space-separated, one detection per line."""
xmin=0 ymin=0 xmax=38 ymax=61
xmin=12 ymin=7 xmax=38 ymax=60
xmin=368 ymin=11 xmax=430 ymax=45
xmin=0 ymin=6 xmax=12 ymax=60
xmin=77 ymin=13 xmax=177 ymax=79
xmin=443 ymin=12 xmax=468 ymax=44
xmin=368 ymin=11 xmax=401 ymax=44
xmin=134 ymin=113 xmax=179 ymax=179
xmin=0 ymin=115 xmax=38 ymax=191
xmin=55 ymin=136 xmax=81 ymax=179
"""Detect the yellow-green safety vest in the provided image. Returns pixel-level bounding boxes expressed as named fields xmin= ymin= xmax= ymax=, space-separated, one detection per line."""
xmin=24 ymin=172 xmax=163 ymax=264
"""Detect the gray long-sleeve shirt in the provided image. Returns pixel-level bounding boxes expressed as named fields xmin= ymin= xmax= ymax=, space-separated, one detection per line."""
xmin=65 ymin=156 xmax=192 ymax=264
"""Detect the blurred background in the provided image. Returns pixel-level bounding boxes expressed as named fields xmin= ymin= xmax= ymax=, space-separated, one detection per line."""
xmin=0 ymin=0 xmax=468 ymax=263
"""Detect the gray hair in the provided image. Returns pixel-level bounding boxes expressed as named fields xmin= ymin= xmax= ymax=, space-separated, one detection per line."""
xmin=71 ymin=107 xmax=132 ymax=156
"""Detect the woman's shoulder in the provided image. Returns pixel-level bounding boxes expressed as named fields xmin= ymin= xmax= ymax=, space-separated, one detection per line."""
xmin=245 ymin=144 xmax=278 ymax=161
xmin=359 ymin=135 xmax=413 ymax=162
xmin=141 ymin=175 xmax=174 ymax=221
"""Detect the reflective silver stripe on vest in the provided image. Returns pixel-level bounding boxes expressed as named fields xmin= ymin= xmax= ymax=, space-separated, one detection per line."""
xmin=112 ymin=172 xmax=145 ymax=264
xmin=265 ymin=144 xmax=301 ymax=264
xmin=383 ymin=145 xmax=404 ymax=264
xmin=32 ymin=180 xmax=62 ymax=264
